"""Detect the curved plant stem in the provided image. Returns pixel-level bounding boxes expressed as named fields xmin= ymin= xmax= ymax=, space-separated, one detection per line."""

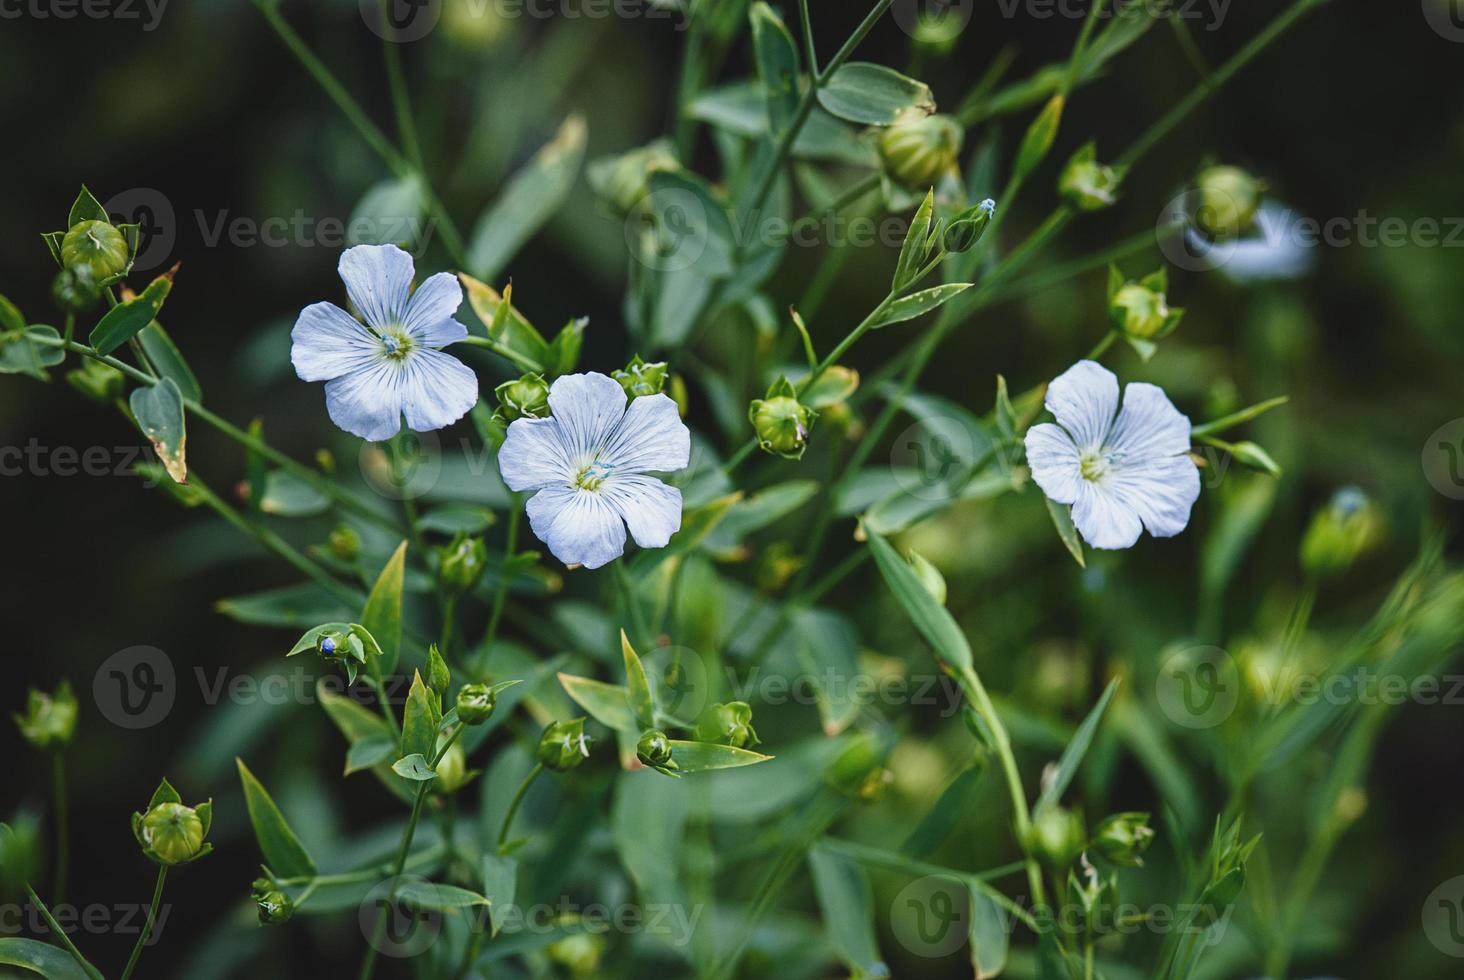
xmin=497 ymin=763 xmax=545 ymax=851
xmin=51 ymin=753 xmax=68 ymax=905
xmin=482 ymin=499 xmax=522 ymax=657
xmin=25 ymin=885 xmax=102 ymax=980
xmin=119 ymin=866 xmax=167 ymax=980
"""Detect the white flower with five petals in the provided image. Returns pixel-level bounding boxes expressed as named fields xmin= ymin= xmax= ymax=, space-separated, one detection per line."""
xmin=291 ymin=244 xmax=478 ymax=442
xmin=498 ymin=373 xmax=690 ymax=569
xmin=1024 ymin=360 xmax=1200 ymax=550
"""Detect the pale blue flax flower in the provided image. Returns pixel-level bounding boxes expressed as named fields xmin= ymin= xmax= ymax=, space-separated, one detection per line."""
xmin=498 ymin=372 xmax=690 ymax=569
xmin=291 ymin=244 xmax=478 ymax=442
xmin=1025 ymin=360 xmax=1200 ymax=550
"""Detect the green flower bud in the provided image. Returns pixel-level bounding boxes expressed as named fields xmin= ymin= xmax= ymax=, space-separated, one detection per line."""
xmin=538 ymin=718 xmax=593 ymax=772
xmin=694 ymin=702 xmax=759 ymax=749
xmin=456 ymin=683 xmax=497 ymax=725
xmin=825 ymin=731 xmax=892 ymax=800
xmin=545 ymin=931 xmax=606 ymax=978
xmin=1092 ymin=812 xmax=1154 ymax=867
xmin=51 ymin=266 xmax=102 ymax=314
xmin=1026 ymin=802 xmax=1085 ymax=872
xmin=877 ymin=110 xmax=963 ymax=189
xmin=66 ymin=356 xmax=126 ymax=403
xmin=911 ymin=9 xmax=963 ymax=57
xmin=1108 ymin=268 xmax=1183 ymax=342
xmin=495 ymin=373 xmax=550 ymax=421
xmin=326 ymin=524 xmax=361 ymax=561
xmin=612 ymin=355 xmax=669 ymax=400
xmin=1059 ymin=143 xmax=1123 ymax=212
xmin=60 ymin=220 xmax=129 ymax=283
xmin=12 ymin=681 xmax=78 ymax=751
xmin=636 ymin=729 xmax=674 ymax=768
xmin=586 ymin=140 xmax=679 ymax=216
xmin=437 ymin=532 xmax=488 ymax=594
xmin=942 ymin=199 xmax=996 ymax=254
xmin=433 ymin=740 xmax=477 ymax=793
xmin=749 ymin=391 xmax=816 ymax=460
xmin=1300 ymin=486 xmax=1381 ymax=579
xmin=1195 ymin=165 xmax=1263 ymax=239
xmin=251 ymin=878 xmax=293 ymax=925
xmin=140 ymin=802 xmax=205 ymax=865
xmin=1015 ymin=95 xmax=1064 ymax=180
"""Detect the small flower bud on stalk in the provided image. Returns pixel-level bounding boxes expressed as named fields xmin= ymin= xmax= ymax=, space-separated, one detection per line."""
xmin=1300 ymin=486 xmax=1381 ymax=579
xmin=60 ymin=220 xmax=130 ymax=283
xmin=133 ymin=789 xmax=212 ymax=867
xmin=877 ymin=110 xmax=963 ymax=189
xmin=942 ymin=199 xmax=996 ymax=254
xmin=586 ymin=140 xmax=679 ymax=216
xmin=1092 ymin=812 xmax=1155 ymax=867
xmin=52 ymin=266 xmax=102 ymax=314
xmin=326 ymin=524 xmax=361 ymax=561
xmin=251 ymin=878 xmax=293 ymax=925
xmin=1195 ymin=165 xmax=1264 ymax=239
xmin=749 ymin=378 xmax=816 ymax=460
xmin=437 ymin=532 xmax=488 ymax=594
xmin=1059 ymin=143 xmax=1124 ymax=212
xmin=612 ymin=355 xmax=669 ymax=399
xmin=495 ymin=373 xmax=550 ymax=421
xmin=1025 ymin=802 xmax=1086 ymax=873
xmin=12 ymin=681 xmax=78 ymax=751
xmin=694 ymin=702 xmax=759 ymax=748
xmin=1015 ymin=95 xmax=1064 ymax=180
xmin=538 ymin=718 xmax=594 ymax=772
xmin=636 ymin=729 xmax=676 ymax=772
xmin=456 ymin=683 xmax=498 ymax=725
xmin=433 ymin=740 xmax=477 ymax=793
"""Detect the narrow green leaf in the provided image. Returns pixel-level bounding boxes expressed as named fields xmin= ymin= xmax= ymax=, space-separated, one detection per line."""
xmin=809 ymin=846 xmax=886 ymax=977
xmin=362 ymin=541 xmax=406 ymax=676
xmin=468 ymin=115 xmax=587 ymax=280
xmin=129 ymin=377 xmax=187 ymax=484
xmin=481 ymin=854 xmax=517 ymax=937
xmin=749 ymin=2 xmax=800 ymax=132
xmin=318 ymin=681 xmax=391 ymax=742
xmin=235 ymin=758 xmax=316 ymax=879
xmin=401 ymin=672 xmax=436 ymax=761
xmin=866 ymin=530 xmax=973 ymax=673
xmin=348 ymin=174 xmax=426 ymax=247
xmin=1043 ymin=497 xmax=1086 ymax=568
xmin=621 ymin=629 xmax=655 ymax=730
xmin=969 ymin=886 xmax=1010 ymax=979
xmin=396 ymin=880 xmax=490 ymax=911
xmin=902 ymin=766 xmax=984 ymax=858
xmin=138 ymin=321 xmax=201 ymax=402
xmin=392 ymin=753 xmax=438 ymax=782
xmin=0 ymin=937 xmax=95 ymax=980
xmin=817 ymin=62 xmax=937 ymax=125
xmin=870 ymin=283 xmax=971 ymax=329
xmin=89 ymin=271 xmax=173 ymax=355
xmin=345 ymin=735 xmax=396 ymax=775
xmin=667 ymin=740 xmax=773 ymax=772
xmin=557 ymin=673 xmax=637 ymax=733
xmin=0 ymin=294 xmax=24 ymax=332
xmin=1036 ymin=677 xmax=1120 ymax=810
xmin=893 ymin=189 xmax=936 ymax=291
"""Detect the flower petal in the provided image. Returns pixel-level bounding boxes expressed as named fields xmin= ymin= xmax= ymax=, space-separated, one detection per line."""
xmin=599 ymin=393 xmax=691 ymax=474
xmin=1104 ymin=455 xmax=1201 ymax=539
xmin=526 ymin=485 xmax=627 ymax=569
xmin=339 ymin=244 xmax=414 ymax=331
xmin=547 ymin=373 xmax=628 ymax=460
xmin=1045 ymin=360 xmax=1119 ymax=451
xmin=1024 ymin=422 xmax=1082 ymax=506
xmin=399 ymin=348 xmax=478 ymax=434
xmin=401 ymin=272 xmax=469 ymax=348
xmin=291 ymin=302 xmax=380 ymax=382
xmin=603 ymin=475 xmax=682 ymax=549
xmin=499 ymin=417 xmax=575 ymax=491
xmin=1071 ymin=482 xmax=1143 ymax=550
xmin=323 ymin=360 xmax=403 ymax=442
xmin=1106 ymin=383 xmax=1192 ymax=459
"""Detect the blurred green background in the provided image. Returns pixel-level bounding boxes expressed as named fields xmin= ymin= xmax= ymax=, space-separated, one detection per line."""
xmin=3 ymin=0 xmax=1464 ymax=977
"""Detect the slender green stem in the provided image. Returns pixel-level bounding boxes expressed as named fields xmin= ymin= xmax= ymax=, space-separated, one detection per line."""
xmin=1190 ymin=396 xmax=1290 ymax=438
xmin=672 ymin=0 xmax=709 ymax=157
xmin=25 ymin=885 xmax=102 ymax=980
xmin=797 ymin=0 xmax=817 ymax=72
xmin=482 ymin=499 xmax=521 ymax=657
xmin=440 ymin=593 xmax=457 ymax=658
xmin=458 ymin=334 xmax=546 ymax=373
xmin=1086 ymin=331 xmax=1118 ymax=361
xmin=379 ymin=0 xmax=424 ymax=170
xmin=51 ymin=753 xmax=68 ymax=905
xmin=497 ymin=763 xmax=545 ymax=850
xmin=119 ymin=867 xmax=167 ymax=980
xmin=1063 ymin=0 xmax=1109 ymax=93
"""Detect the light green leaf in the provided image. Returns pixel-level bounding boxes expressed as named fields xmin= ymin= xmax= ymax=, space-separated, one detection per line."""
xmin=688 ymin=83 xmax=875 ymax=166
xmin=259 ymin=470 xmax=330 ymax=517
xmin=396 ymin=880 xmax=490 ymax=911
xmin=866 ymin=529 xmax=973 ymax=674
xmin=870 ymin=283 xmax=971 ymax=329
xmin=749 ymin=2 xmax=800 ymax=132
xmin=894 ymin=189 xmax=937 ymax=291
xmin=969 ymin=886 xmax=1010 ymax=978
xmin=215 ymin=584 xmax=354 ymax=629
xmin=621 ymin=630 xmax=655 ymax=730
xmin=809 ymin=846 xmax=886 ymax=977
xmin=362 ymin=541 xmax=406 ymax=676
xmin=481 ymin=854 xmax=517 ymax=937
xmin=68 ymin=185 xmax=109 ymax=226
xmin=401 ymin=672 xmax=436 ymax=761
xmin=129 ymin=377 xmax=187 ymax=484
xmin=348 ymin=174 xmax=427 ymax=247
xmin=468 ymin=115 xmax=587 ymax=280
xmin=667 ymin=740 xmax=773 ymax=772
xmin=392 ymin=753 xmax=438 ymax=782
xmin=0 ymin=937 xmax=96 ymax=980
xmin=90 ymin=270 xmax=173 ymax=355
xmin=817 ymin=62 xmax=936 ymax=125
xmin=0 ymin=293 xmax=24 ymax=331
xmin=138 ymin=321 xmax=201 ymax=402
xmin=344 ymin=735 xmax=396 ymax=775
xmin=557 ymin=673 xmax=636 ymax=733
xmin=0 ymin=326 xmax=66 ymax=380
xmin=236 ymin=758 xmax=316 ymax=879
xmin=1036 ymin=677 xmax=1120 ymax=810
xmin=1043 ymin=497 xmax=1086 ymax=568
xmin=460 ymin=275 xmax=550 ymax=369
